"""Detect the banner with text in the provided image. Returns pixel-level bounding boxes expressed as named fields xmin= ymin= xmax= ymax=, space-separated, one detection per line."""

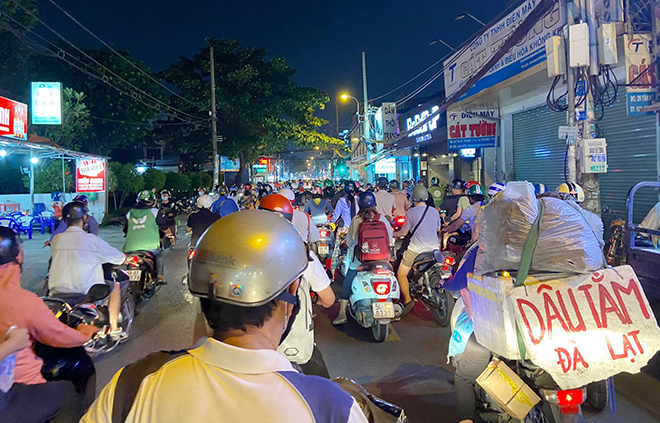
xmin=381 ymin=102 xmax=398 ymax=139
xmin=76 ymin=159 xmax=106 ymax=192
xmin=443 ymin=0 xmax=565 ymax=99
xmin=0 ymin=95 xmax=27 ymax=141
xmin=624 ymin=33 xmax=656 ymax=116
xmin=447 ymin=106 xmax=499 ymax=150
xmin=510 ymin=266 xmax=660 ymax=389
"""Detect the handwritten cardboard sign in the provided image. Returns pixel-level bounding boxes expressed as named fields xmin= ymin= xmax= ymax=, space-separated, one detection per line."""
xmin=510 ymin=266 xmax=660 ymax=389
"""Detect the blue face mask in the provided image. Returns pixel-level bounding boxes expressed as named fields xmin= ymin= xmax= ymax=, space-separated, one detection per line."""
xmin=162 ymin=196 xmax=169 ymax=201
xmin=198 ymin=191 xmax=204 ymax=196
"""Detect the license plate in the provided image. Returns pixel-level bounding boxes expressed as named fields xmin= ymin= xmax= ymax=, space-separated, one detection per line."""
xmin=318 ymin=245 xmax=329 ymax=255
xmin=126 ymin=269 xmax=142 ymax=282
xmin=372 ymin=301 xmax=395 ymax=319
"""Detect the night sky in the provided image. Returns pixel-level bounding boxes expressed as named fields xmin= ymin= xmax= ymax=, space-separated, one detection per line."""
xmin=38 ymin=0 xmax=509 ymax=129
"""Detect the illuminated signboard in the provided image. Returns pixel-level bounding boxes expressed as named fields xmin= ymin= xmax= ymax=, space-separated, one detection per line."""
xmin=76 ymin=159 xmax=106 ymax=192
xmin=0 ymin=95 xmax=27 ymax=140
xmin=374 ymin=157 xmax=396 ymax=174
xmin=219 ymin=156 xmax=240 ymax=172
xmin=31 ymin=82 xmax=62 ymax=125
xmin=406 ymin=105 xmax=440 ymax=139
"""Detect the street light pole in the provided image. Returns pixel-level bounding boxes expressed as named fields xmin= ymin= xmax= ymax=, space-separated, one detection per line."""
xmin=210 ymin=45 xmax=219 ymax=188
xmin=455 ymin=12 xmax=486 ymax=26
xmin=362 ymin=51 xmax=369 ymax=140
xmin=429 ymin=38 xmax=457 ymax=51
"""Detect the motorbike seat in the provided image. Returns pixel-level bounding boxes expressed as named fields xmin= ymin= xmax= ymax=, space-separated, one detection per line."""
xmin=357 ymin=261 xmax=393 ymax=273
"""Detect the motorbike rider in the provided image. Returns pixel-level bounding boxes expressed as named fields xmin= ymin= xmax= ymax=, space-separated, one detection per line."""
xmin=373 ymin=176 xmax=396 ymax=222
xmin=157 ymin=190 xmax=179 ymax=246
xmin=333 ymin=191 xmax=392 ymax=325
xmin=46 ymin=195 xmax=99 ymax=246
xmin=0 ymin=227 xmax=99 ymax=423
xmin=303 ymin=192 xmax=334 ymax=226
xmin=440 ymin=179 xmax=470 ymax=223
xmin=557 ymin=182 xmax=585 ymax=204
xmin=49 ymin=202 xmax=128 ymax=338
xmin=258 ymin=195 xmax=336 ymax=377
xmin=322 ymin=179 xmax=335 ymax=200
xmin=390 ymin=180 xmax=409 ymax=218
xmin=240 ymin=185 xmax=258 ymax=210
xmin=187 ymin=195 xmax=220 ymax=246
xmin=441 ymin=184 xmax=487 ymax=242
xmin=210 ymin=185 xmax=239 ymax=217
xmin=82 ymin=211 xmax=368 ymax=423
xmin=395 ymin=185 xmax=443 ymax=318
xmin=428 ymin=176 xmax=445 ymax=210
xmin=278 ymin=189 xmax=320 ymax=243
xmin=331 ymin=180 xmax=359 ymax=228
xmin=124 ymin=191 xmax=165 ymax=284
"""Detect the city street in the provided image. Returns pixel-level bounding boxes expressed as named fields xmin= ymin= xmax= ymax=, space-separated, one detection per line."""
xmin=20 ymin=223 xmax=660 ymax=423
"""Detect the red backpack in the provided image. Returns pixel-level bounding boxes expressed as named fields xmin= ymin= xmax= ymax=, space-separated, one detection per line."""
xmin=355 ymin=213 xmax=390 ymax=262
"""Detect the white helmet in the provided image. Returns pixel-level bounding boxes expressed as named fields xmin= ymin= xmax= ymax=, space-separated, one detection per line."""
xmin=488 ymin=182 xmax=506 ymax=197
xmin=278 ymin=188 xmax=295 ymax=202
xmin=197 ymin=194 xmax=214 ymax=209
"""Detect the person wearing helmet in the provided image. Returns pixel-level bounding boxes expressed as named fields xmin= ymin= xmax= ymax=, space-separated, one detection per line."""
xmin=488 ymin=182 xmax=506 ymax=198
xmin=187 ymin=195 xmax=220 ymax=246
xmin=277 ymin=189 xmax=320 ymax=243
xmin=389 ymin=180 xmax=409 ymax=217
xmin=442 ymin=184 xmax=487 ymax=235
xmin=46 ymin=194 xmax=100 ymax=245
xmin=440 ymin=179 xmax=470 ymax=224
xmin=82 ymin=211 xmax=369 ymax=423
xmin=334 ymin=191 xmax=393 ymax=325
xmin=124 ymin=190 xmax=165 ymax=283
xmin=557 ymin=182 xmax=585 ymax=203
xmin=331 ymin=180 xmax=359 ymax=228
xmin=304 ymin=192 xmax=334 ymax=226
xmin=322 ymin=179 xmax=335 ymax=200
xmin=49 ymin=201 xmax=128 ymax=338
xmin=210 ymin=185 xmax=239 ymax=217
xmin=395 ymin=185 xmax=443 ymax=317
xmin=0 ymin=226 xmax=99 ymax=423
xmin=427 ymin=176 xmax=446 ymax=210
xmin=534 ymin=183 xmax=547 ymax=196
xmin=374 ymin=176 xmax=396 ymax=222
xmin=158 ymin=189 xmax=180 ymax=248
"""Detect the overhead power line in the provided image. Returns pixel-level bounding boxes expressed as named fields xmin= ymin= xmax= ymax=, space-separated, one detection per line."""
xmin=45 ymin=0 xmax=207 ymax=112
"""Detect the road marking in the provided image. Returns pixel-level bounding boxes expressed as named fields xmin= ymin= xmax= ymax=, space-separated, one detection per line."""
xmin=386 ymin=324 xmax=401 ymax=341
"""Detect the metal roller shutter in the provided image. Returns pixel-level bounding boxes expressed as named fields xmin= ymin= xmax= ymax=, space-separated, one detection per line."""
xmin=598 ymin=92 xmax=658 ymax=225
xmin=513 ymin=107 xmax=568 ymax=189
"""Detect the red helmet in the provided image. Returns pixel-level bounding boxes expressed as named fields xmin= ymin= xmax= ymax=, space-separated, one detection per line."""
xmin=258 ymin=194 xmax=294 ymax=221
xmin=244 ymin=183 xmax=252 ymax=191
xmin=465 ymin=180 xmax=480 ymax=189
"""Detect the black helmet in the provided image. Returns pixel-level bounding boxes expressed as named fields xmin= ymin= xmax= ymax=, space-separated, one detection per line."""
xmin=451 ymin=179 xmax=465 ymax=191
xmin=62 ymin=201 xmax=88 ymax=225
xmin=389 ymin=179 xmax=400 ymax=190
xmin=344 ymin=180 xmax=357 ymax=194
xmin=376 ymin=176 xmax=389 ymax=189
xmin=0 ymin=227 xmax=20 ymax=266
xmin=217 ymin=185 xmax=229 ymax=196
xmin=357 ymin=191 xmax=376 ymax=209
xmin=430 ymin=176 xmax=440 ymax=186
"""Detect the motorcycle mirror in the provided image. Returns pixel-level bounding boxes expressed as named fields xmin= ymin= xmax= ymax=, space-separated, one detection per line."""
xmin=86 ymin=284 xmax=111 ymax=303
xmin=433 ymin=249 xmax=445 ymax=263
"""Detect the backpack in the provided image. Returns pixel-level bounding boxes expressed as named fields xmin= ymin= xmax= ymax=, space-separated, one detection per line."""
xmin=355 ymin=213 xmax=390 ymax=262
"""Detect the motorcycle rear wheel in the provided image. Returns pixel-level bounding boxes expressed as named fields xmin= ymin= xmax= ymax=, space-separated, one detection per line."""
xmin=427 ymin=276 xmax=454 ymax=326
xmin=119 ymin=294 xmax=135 ymax=342
xmin=372 ymin=323 xmax=389 ymax=342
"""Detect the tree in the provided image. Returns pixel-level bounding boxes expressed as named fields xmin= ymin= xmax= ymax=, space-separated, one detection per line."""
xmin=142 ymin=168 xmax=166 ymax=192
xmin=188 ymin=172 xmax=212 ymax=192
xmin=165 ymin=172 xmax=190 ymax=196
xmin=108 ymin=162 xmax=143 ymax=209
xmin=23 ymin=159 xmax=73 ymax=193
xmin=159 ymin=38 xmax=348 ymax=179
xmin=34 ymin=88 xmax=90 ymax=150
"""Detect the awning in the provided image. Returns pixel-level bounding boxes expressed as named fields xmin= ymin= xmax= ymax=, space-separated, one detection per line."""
xmin=0 ymin=136 xmax=105 ymax=160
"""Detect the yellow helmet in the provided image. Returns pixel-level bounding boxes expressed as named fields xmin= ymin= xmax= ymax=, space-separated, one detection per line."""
xmin=557 ymin=182 xmax=585 ymax=203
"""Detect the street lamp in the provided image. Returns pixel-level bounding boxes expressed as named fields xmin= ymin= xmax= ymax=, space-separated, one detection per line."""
xmin=455 ymin=12 xmax=486 ymax=26
xmin=340 ymin=93 xmax=361 ymax=115
xmin=429 ymin=38 xmax=457 ymax=51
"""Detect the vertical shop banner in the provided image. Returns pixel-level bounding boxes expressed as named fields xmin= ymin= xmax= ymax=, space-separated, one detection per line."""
xmin=76 ymin=159 xmax=106 ymax=192
xmin=624 ymin=33 xmax=656 ymax=116
xmin=0 ymin=95 xmax=27 ymax=140
xmin=31 ymin=82 xmax=62 ymax=125
xmin=381 ymin=102 xmax=398 ymax=139
xmin=447 ymin=106 xmax=499 ymax=150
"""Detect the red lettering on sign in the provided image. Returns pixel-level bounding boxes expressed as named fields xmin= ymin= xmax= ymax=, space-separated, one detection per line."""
xmin=599 ymin=284 xmax=629 ymax=327
xmin=517 ymin=298 xmax=546 ymax=345
xmin=628 ymin=330 xmax=645 ymax=354
xmin=555 ymin=348 xmax=572 ymax=373
xmin=591 ymin=272 xmax=604 ymax=283
xmin=611 ymin=279 xmax=651 ymax=320
xmin=543 ymin=292 xmax=569 ymax=337
xmin=577 ymin=284 xmax=602 ymax=328
xmin=573 ymin=347 xmax=589 ymax=371
xmin=556 ymin=289 xmax=586 ymax=333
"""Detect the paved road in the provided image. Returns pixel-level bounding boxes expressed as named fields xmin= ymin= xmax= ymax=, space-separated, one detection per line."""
xmin=20 ymin=224 xmax=660 ymax=423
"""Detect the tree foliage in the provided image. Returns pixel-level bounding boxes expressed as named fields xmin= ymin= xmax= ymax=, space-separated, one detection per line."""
xmin=187 ymin=172 xmax=212 ymax=192
xmin=23 ymin=159 xmax=73 ymax=193
xmin=108 ymin=162 xmax=143 ymax=209
xmin=142 ymin=168 xmax=166 ymax=192
xmin=165 ymin=172 xmax=190 ymax=195
xmin=35 ymin=88 xmax=90 ymax=150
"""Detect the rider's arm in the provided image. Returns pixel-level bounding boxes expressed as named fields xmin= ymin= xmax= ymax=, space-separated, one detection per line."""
xmin=88 ymin=216 xmax=100 ymax=235
xmin=306 ymin=252 xmax=335 ymax=308
xmin=0 ymin=328 xmax=30 ymax=361
xmin=94 ymin=236 xmax=127 ymax=265
xmin=28 ymin=295 xmax=92 ymax=348
xmin=331 ymin=198 xmax=345 ymax=223
xmin=442 ymin=217 xmax=466 ymax=234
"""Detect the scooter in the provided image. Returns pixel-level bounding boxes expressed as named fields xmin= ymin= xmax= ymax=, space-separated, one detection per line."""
xmin=349 ymin=261 xmax=402 ymax=342
xmin=407 ymin=250 xmax=455 ymax=326
xmin=315 ymin=219 xmax=335 ymax=263
xmin=117 ymin=251 xmax=160 ymax=301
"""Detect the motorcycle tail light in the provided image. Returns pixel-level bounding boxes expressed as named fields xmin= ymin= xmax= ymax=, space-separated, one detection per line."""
xmin=444 ymin=257 xmax=455 ymax=266
xmin=544 ymin=388 xmax=585 ymax=415
xmin=128 ymin=256 xmax=140 ymax=267
xmin=372 ymin=281 xmax=390 ymax=295
xmin=188 ymin=249 xmax=196 ymax=260
xmin=320 ymin=230 xmax=330 ymax=238
xmin=374 ymin=269 xmax=391 ymax=275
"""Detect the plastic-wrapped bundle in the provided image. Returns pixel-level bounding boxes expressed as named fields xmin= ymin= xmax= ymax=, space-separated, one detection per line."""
xmin=475 ymin=181 xmax=604 ymax=275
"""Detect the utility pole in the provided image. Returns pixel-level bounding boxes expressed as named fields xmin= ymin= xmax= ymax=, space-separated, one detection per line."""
xmin=335 ymin=99 xmax=340 ymax=137
xmin=210 ymin=45 xmax=219 ymax=187
xmin=564 ymin=0 xmax=577 ymax=183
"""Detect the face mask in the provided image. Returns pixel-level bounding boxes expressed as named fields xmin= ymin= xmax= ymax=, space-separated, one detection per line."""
xmin=162 ymin=196 xmax=168 ymax=201
xmin=198 ymin=191 xmax=204 ymax=196
xmin=314 ymin=198 xmax=321 ymax=205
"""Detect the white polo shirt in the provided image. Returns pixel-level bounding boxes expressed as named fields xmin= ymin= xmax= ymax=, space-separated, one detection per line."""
xmin=82 ymin=338 xmax=369 ymax=423
xmin=292 ymin=209 xmax=320 ymax=243
xmin=49 ymin=226 xmax=126 ymax=295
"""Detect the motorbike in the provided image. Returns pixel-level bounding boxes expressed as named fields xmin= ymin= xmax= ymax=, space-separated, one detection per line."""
xmin=603 ymin=205 xmax=625 ymax=266
xmin=315 ymin=218 xmax=335 ymax=263
xmin=450 ymin=299 xmax=609 ymax=423
xmin=406 ymin=250 xmax=455 ymax=326
xmin=349 ymin=261 xmax=403 ymax=342
xmin=116 ymin=251 xmax=160 ymax=301
xmin=158 ymin=203 xmax=179 ymax=249
xmin=445 ymin=224 xmax=472 ymax=256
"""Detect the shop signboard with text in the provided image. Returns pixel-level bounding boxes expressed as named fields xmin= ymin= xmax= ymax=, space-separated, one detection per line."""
xmin=447 ymin=106 xmax=499 ymax=150
xmin=219 ymin=156 xmax=240 ymax=172
xmin=31 ymin=82 xmax=62 ymax=125
xmin=624 ymin=33 xmax=656 ymax=116
xmin=76 ymin=159 xmax=106 ymax=192
xmin=0 ymin=95 xmax=27 ymax=141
